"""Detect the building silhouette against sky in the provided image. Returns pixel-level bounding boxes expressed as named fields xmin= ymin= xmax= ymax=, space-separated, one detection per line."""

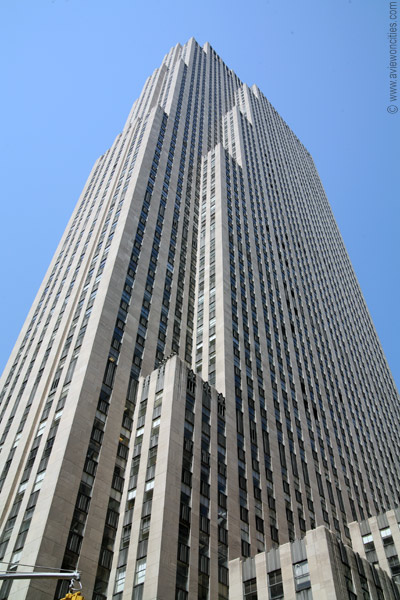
xmin=0 ymin=38 xmax=399 ymax=600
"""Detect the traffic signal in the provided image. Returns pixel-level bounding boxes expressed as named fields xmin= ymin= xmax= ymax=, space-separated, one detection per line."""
xmin=58 ymin=592 xmax=85 ymax=600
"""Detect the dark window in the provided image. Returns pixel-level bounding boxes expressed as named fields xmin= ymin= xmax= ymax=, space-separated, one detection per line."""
xmin=268 ymin=569 xmax=283 ymax=599
xmin=243 ymin=577 xmax=257 ymax=600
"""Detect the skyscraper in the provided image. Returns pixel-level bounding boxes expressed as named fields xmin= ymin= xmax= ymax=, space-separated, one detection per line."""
xmin=0 ymin=37 xmax=399 ymax=599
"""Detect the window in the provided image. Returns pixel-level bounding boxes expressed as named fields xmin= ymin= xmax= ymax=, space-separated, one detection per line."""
xmin=33 ymin=471 xmax=45 ymax=491
xmin=388 ymin=555 xmax=400 ymax=576
xmin=294 ymin=560 xmax=310 ymax=591
xmin=360 ymin=574 xmax=370 ymax=600
xmin=380 ymin=527 xmax=394 ymax=546
xmin=199 ymin=554 xmax=210 ymax=575
xmin=10 ymin=549 xmax=22 ymax=565
xmin=145 ymin=479 xmax=154 ymax=492
xmin=270 ymin=525 xmax=279 ymax=543
xmin=344 ymin=565 xmax=356 ymax=599
xmin=244 ymin=577 xmax=257 ymax=599
xmin=134 ymin=558 xmax=146 ymax=585
xmin=268 ymin=569 xmax=283 ymax=599
xmin=67 ymin=532 xmax=82 ymax=554
xmin=133 ymin=585 xmax=144 ymax=600
xmin=64 ymin=357 xmax=77 ymax=384
xmin=36 ymin=421 xmax=47 ymax=437
xmin=362 ymin=533 xmax=375 ymax=552
xmin=178 ymin=543 xmax=190 ymax=564
xmin=103 ymin=358 xmax=117 ymax=388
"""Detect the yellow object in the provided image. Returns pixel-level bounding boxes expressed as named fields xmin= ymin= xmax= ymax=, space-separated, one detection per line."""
xmin=59 ymin=592 xmax=85 ymax=600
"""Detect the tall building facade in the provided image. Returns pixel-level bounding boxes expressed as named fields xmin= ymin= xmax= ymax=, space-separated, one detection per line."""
xmin=0 ymin=38 xmax=399 ymax=599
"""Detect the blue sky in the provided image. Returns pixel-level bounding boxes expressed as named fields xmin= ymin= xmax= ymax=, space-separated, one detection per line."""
xmin=0 ymin=0 xmax=399 ymax=388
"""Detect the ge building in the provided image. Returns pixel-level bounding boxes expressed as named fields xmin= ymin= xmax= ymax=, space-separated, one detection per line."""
xmin=0 ymin=38 xmax=399 ymax=600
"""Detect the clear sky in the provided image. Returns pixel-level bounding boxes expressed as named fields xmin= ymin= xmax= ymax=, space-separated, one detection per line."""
xmin=0 ymin=0 xmax=399 ymax=389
